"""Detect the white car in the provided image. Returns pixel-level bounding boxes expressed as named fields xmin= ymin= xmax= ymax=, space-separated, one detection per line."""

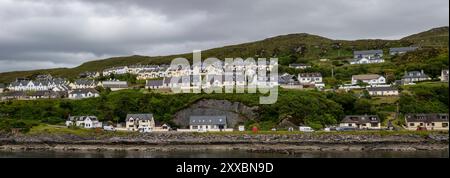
xmin=103 ymin=125 xmax=116 ymax=131
xmin=299 ymin=126 xmax=314 ymax=132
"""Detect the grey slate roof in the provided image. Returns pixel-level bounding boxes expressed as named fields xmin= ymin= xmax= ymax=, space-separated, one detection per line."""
xmin=189 ymin=116 xmax=227 ymax=125
xmin=74 ymin=79 xmax=97 ymax=86
xmin=146 ymin=80 xmax=164 ymax=87
xmin=405 ymin=113 xmax=449 ymax=123
xmin=299 ymin=73 xmax=322 ymax=77
xmin=67 ymin=116 xmax=98 ymax=121
xmin=341 ymin=115 xmax=380 ymax=124
xmin=389 ymin=47 xmax=418 ymax=53
xmin=354 ymin=50 xmax=383 ymax=56
xmin=126 ymin=114 xmax=154 ymax=121
xmin=402 ymin=71 xmax=429 ymax=79
xmin=69 ymin=88 xmax=99 ymax=95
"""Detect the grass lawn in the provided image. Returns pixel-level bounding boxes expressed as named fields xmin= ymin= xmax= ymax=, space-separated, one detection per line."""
xmin=371 ymin=96 xmax=399 ymax=105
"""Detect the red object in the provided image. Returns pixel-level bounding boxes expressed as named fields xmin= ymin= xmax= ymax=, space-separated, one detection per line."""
xmin=252 ymin=126 xmax=258 ymax=133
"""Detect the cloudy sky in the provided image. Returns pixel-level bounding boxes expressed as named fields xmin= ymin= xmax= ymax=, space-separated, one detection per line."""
xmin=0 ymin=0 xmax=448 ymax=72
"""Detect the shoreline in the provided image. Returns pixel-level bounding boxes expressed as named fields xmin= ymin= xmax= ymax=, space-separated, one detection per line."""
xmin=1 ymin=132 xmax=448 ymax=153
xmin=0 ymin=143 xmax=448 ymax=153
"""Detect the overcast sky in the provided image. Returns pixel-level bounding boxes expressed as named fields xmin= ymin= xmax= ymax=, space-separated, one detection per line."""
xmin=0 ymin=0 xmax=448 ymax=72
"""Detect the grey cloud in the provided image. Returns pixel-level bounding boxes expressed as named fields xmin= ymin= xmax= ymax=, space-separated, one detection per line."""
xmin=0 ymin=0 xmax=448 ymax=72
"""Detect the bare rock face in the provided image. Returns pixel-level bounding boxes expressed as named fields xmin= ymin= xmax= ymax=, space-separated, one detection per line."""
xmin=173 ymin=99 xmax=259 ymax=128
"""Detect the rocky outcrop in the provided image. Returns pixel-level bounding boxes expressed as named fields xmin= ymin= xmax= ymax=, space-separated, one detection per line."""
xmin=172 ymin=99 xmax=258 ymax=128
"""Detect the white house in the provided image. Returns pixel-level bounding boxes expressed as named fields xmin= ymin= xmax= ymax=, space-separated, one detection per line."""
xmin=66 ymin=116 xmax=102 ymax=129
xmin=350 ymin=50 xmax=384 ymax=65
xmin=189 ymin=116 xmax=229 ymax=132
xmin=70 ymin=79 xmax=98 ymax=89
xmin=367 ymin=87 xmax=399 ymax=96
xmin=404 ymin=113 xmax=449 ymax=131
xmin=351 ymin=74 xmax=386 ymax=85
xmin=125 ymin=114 xmax=155 ymax=132
xmin=8 ymin=78 xmax=69 ymax=92
xmin=340 ymin=115 xmax=381 ymax=129
xmin=298 ymin=73 xmax=322 ymax=84
xmin=68 ymin=88 xmax=100 ymax=99
xmin=401 ymin=70 xmax=431 ymax=84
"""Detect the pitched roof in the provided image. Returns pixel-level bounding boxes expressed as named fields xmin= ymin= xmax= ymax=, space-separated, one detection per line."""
xmin=299 ymin=73 xmax=322 ymax=77
xmin=126 ymin=114 xmax=154 ymax=121
xmin=67 ymin=116 xmax=98 ymax=121
xmin=69 ymin=88 xmax=99 ymax=95
xmin=402 ymin=71 xmax=429 ymax=78
xmin=146 ymin=80 xmax=164 ymax=87
xmin=189 ymin=116 xmax=227 ymax=125
xmin=352 ymin=74 xmax=382 ymax=80
xmin=341 ymin=115 xmax=380 ymax=124
xmin=102 ymin=80 xmax=128 ymax=88
xmin=405 ymin=113 xmax=449 ymax=123
xmin=354 ymin=50 xmax=383 ymax=55
xmin=74 ymin=79 xmax=97 ymax=86
xmin=389 ymin=47 xmax=418 ymax=53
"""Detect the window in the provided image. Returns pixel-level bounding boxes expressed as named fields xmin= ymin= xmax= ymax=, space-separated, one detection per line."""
xmin=348 ymin=124 xmax=352 ymax=127
xmin=443 ymin=123 xmax=449 ymax=128
xmin=419 ymin=123 xmax=424 ymax=126
xmin=431 ymin=123 xmax=435 ymax=126
xmin=192 ymin=126 xmax=198 ymax=129
xmin=409 ymin=123 xmax=415 ymax=126
xmin=371 ymin=123 xmax=378 ymax=127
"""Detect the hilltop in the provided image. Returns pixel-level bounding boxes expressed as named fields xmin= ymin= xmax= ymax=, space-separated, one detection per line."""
xmin=0 ymin=26 xmax=448 ymax=83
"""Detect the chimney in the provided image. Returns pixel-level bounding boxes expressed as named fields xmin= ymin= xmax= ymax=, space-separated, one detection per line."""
xmin=421 ymin=70 xmax=424 ymax=74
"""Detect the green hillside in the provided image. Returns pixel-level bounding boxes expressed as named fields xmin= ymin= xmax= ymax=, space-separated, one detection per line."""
xmin=0 ymin=26 xmax=448 ymax=83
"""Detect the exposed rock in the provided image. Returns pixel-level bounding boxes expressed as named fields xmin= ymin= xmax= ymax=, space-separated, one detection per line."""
xmin=173 ymin=99 xmax=258 ymax=128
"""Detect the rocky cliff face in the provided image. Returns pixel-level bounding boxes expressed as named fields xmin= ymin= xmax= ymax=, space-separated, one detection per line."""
xmin=173 ymin=99 xmax=259 ymax=128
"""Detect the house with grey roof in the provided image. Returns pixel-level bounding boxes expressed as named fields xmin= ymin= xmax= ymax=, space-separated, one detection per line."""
xmin=351 ymin=74 xmax=386 ymax=85
xmin=298 ymin=73 xmax=322 ymax=84
xmin=7 ymin=78 xmax=69 ymax=92
xmin=66 ymin=116 xmax=102 ymax=129
xmin=405 ymin=113 xmax=449 ymax=131
xmin=0 ymin=91 xmax=28 ymax=101
xmin=367 ymin=86 xmax=399 ymax=96
xmin=101 ymin=80 xmax=128 ymax=91
xmin=68 ymin=88 xmax=100 ymax=99
xmin=351 ymin=50 xmax=384 ymax=65
xmin=189 ymin=116 xmax=228 ymax=132
xmin=340 ymin=115 xmax=381 ymax=129
xmin=125 ymin=114 xmax=155 ymax=132
xmin=389 ymin=47 xmax=418 ymax=55
xmin=28 ymin=91 xmax=62 ymax=100
xmin=145 ymin=79 xmax=165 ymax=89
xmin=70 ymin=79 xmax=98 ymax=89
xmin=401 ymin=70 xmax=431 ymax=84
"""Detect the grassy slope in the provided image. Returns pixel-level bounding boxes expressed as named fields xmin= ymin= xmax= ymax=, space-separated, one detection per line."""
xmin=1 ymin=27 xmax=448 ymax=83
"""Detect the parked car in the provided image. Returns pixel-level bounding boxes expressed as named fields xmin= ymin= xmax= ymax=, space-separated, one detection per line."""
xmin=336 ymin=126 xmax=356 ymax=131
xmin=299 ymin=126 xmax=314 ymax=132
xmin=103 ymin=125 xmax=116 ymax=131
